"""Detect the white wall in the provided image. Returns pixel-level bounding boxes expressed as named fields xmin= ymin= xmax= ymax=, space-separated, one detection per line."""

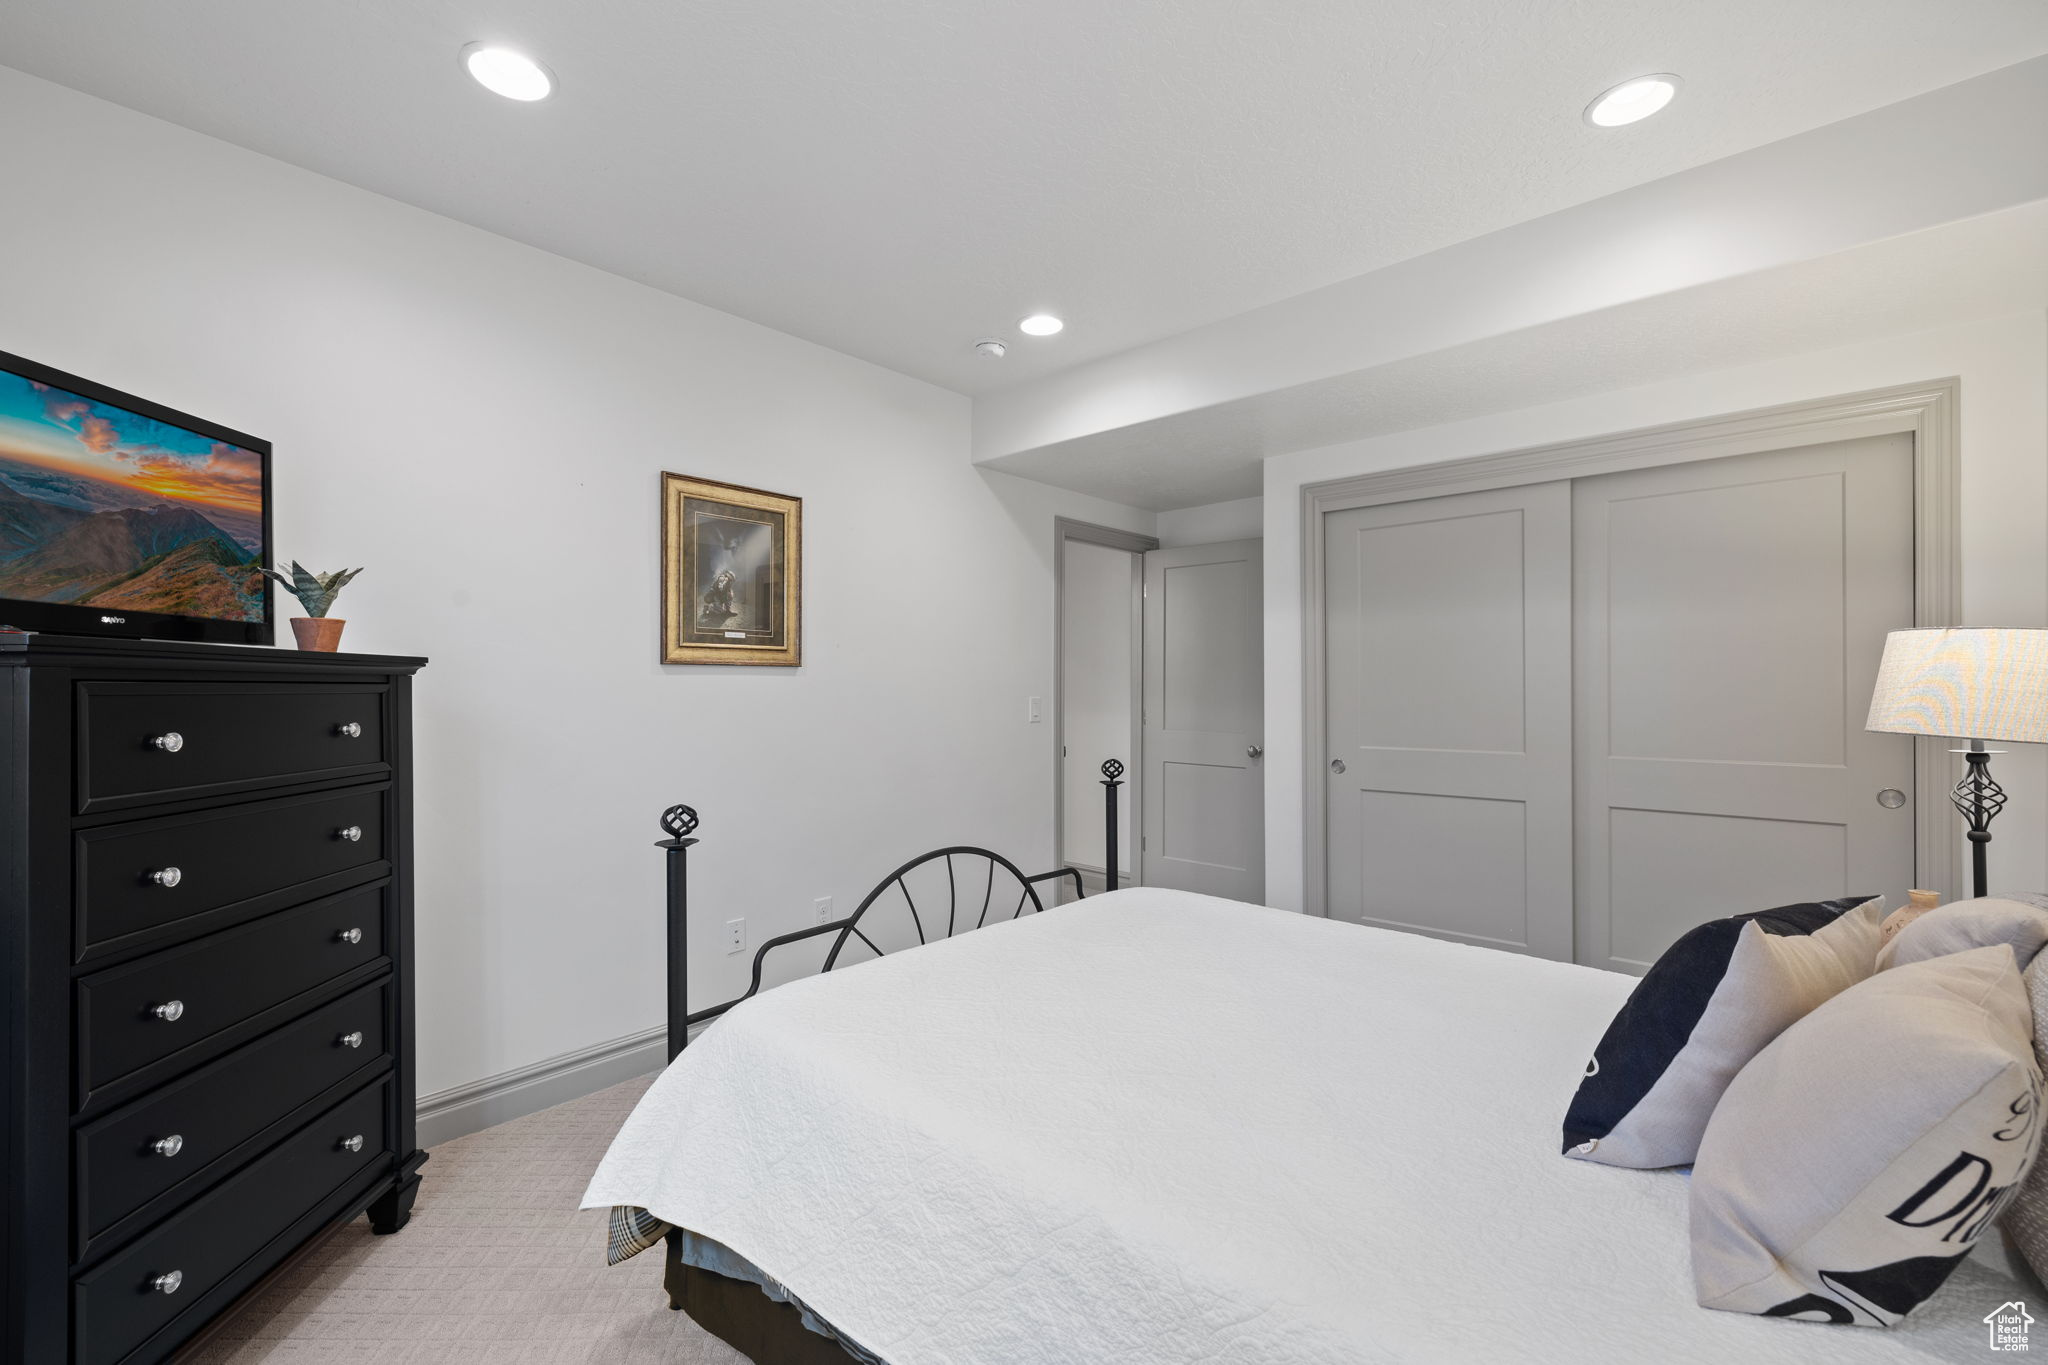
xmin=1265 ymin=309 xmax=2048 ymax=913
xmin=1059 ymin=540 xmax=1136 ymax=874
xmin=1157 ymin=496 xmax=1262 ymax=547
xmin=0 ymin=67 xmax=1156 ymax=1098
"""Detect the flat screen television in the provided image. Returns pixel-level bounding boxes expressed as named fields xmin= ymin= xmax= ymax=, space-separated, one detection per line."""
xmin=0 ymin=350 xmax=271 ymax=645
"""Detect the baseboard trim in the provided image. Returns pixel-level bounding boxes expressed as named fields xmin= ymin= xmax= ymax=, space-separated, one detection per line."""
xmin=418 ymin=1023 xmax=686 ymax=1148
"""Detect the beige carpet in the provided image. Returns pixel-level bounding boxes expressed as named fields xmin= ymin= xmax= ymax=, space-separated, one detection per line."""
xmin=187 ymin=1074 xmax=748 ymax=1364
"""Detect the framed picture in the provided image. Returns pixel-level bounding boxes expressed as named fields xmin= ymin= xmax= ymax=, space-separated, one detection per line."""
xmin=661 ymin=472 xmax=802 ymax=666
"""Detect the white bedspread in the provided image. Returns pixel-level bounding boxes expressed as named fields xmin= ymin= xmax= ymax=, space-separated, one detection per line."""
xmin=583 ymin=888 xmax=2010 ymax=1363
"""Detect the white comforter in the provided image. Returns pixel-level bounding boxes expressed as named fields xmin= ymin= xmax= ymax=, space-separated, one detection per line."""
xmin=583 ymin=888 xmax=2008 ymax=1363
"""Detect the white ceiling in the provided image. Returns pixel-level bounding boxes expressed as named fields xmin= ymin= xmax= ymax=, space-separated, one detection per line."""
xmin=2 ymin=1 xmax=2044 ymax=397
xmin=981 ymin=200 xmax=2048 ymax=507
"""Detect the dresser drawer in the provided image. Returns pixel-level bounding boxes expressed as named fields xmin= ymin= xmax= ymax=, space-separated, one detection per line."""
xmin=76 ymin=786 xmax=387 ymax=959
xmin=77 ymin=885 xmax=386 ymax=1102
xmin=76 ymin=979 xmax=390 ymax=1253
xmin=72 ymin=1079 xmax=391 ymax=1365
xmin=76 ymin=681 xmax=388 ymax=813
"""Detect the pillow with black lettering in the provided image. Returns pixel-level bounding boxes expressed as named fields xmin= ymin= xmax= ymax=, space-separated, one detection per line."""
xmin=1994 ymin=937 xmax=2048 ymax=1284
xmin=1561 ymin=895 xmax=1882 ymax=1168
xmin=1691 ymin=945 xmax=2042 ymax=1326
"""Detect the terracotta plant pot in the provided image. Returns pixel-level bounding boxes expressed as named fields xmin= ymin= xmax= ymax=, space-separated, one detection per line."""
xmin=290 ymin=618 xmax=346 ymax=652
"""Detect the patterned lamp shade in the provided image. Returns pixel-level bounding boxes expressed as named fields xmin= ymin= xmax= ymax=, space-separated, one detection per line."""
xmin=1866 ymin=628 xmax=2048 ymax=743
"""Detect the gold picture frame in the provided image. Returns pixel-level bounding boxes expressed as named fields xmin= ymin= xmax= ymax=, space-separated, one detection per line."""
xmin=661 ymin=472 xmax=802 ymax=666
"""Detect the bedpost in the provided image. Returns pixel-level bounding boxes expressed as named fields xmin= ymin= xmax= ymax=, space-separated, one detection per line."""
xmin=1100 ymin=759 xmax=1125 ymax=895
xmin=658 ymin=805 xmax=701 ymax=1060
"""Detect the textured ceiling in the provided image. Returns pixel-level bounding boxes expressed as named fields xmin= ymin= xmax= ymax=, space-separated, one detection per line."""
xmin=1 ymin=1 xmax=2044 ymax=396
xmin=981 ymin=201 xmax=2048 ymax=508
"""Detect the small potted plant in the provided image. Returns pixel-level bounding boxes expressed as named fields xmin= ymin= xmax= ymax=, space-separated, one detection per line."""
xmin=267 ymin=561 xmax=363 ymax=652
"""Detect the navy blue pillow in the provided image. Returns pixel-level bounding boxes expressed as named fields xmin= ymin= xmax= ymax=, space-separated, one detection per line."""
xmin=1561 ymin=896 xmax=1880 ymax=1168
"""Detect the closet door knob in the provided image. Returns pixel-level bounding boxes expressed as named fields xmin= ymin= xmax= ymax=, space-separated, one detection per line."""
xmin=1329 ymin=758 xmax=1347 ymax=774
xmin=151 ymin=1000 xmax=185 ymax=1023
xmin=339 ymin=1134 xmax=365 ymax=1154
xmin=336 ymin=825 xmax=363 ymax=843
xmin=151 ymin=1270 xmax=183 ymax=1296
xmin=335 ymin=721 xmax=362 ymax=739
xmin=337 ymin=927 xmax=363 ymax=945
xmin=148 ymin=867 xmax=183 ymax=889
xmin=1247 ymin=745 xmax=1263 ymax=759
xmin=150 ymin=732 xmax=185 ymax=753
xmin=338 ymin=1031 xmax=364 ymax=1049
xmin=152 ymin=1134 xmax=184 ymax=1158
xmin=1877 ymin=788 xmax=1908 ymax=809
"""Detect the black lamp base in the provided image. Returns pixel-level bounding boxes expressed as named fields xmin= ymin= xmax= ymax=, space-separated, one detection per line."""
xmin=1951 ymin=744 xmax=2007 ymax=899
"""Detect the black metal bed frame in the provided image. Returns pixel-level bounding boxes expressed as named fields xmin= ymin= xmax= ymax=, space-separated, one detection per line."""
xmin=646 ymin=763 xmax=1127 ymax=1362
xmin=654 ymin=757 xmax=1128 ymax=1063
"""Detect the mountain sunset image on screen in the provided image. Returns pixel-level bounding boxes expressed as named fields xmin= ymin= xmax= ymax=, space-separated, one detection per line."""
xmin=0 ymin=370 xmax=265 ymax=623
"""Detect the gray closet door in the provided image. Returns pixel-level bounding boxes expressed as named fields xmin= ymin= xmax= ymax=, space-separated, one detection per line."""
xmin=1572 ymin=435 xmax=1916 ymax=972
xmin=1142 ymin=539 xmax=1264 ymax=900
xmin=1323 ymin=484 xmax=1573 ymax=958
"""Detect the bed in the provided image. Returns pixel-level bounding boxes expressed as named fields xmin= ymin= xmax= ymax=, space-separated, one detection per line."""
xmin=584 ymin=867 xmax=2021 ymax=1363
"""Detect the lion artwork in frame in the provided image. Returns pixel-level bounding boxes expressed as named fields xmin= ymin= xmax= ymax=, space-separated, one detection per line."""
xmin=661 ymin=473 xmax=802 ymax=666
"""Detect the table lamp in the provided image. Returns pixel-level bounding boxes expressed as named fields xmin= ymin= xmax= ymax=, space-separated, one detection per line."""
xmin=1866 ymin=628 xmax=2048 ymax=898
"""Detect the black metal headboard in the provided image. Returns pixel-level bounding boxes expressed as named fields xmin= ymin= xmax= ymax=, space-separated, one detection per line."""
xmin=656 ymin=805 xmax=1094 ymax=1060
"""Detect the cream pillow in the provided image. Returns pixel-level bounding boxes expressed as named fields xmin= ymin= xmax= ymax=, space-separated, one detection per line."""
xmin=1878 ymin=896 xmax=2048 ymax=972
xmin=1561 ymin=897 xmax=1883 ymax=1169
xmin=1692 ymin=945 xmax=2042 ymax=1326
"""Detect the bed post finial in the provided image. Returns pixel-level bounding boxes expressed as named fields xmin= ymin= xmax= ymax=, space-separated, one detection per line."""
xmin=657 ymin=805 xmax=700 ymax=1060
xmin=1099 ymin=761 xmax=1125 ymax=895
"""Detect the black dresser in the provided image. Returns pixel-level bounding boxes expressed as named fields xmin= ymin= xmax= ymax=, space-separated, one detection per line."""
xmin=0 ymin=632 xmax=427 ymax=1363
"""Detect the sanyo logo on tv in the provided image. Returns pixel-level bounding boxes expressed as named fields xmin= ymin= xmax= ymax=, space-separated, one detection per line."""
xmin=98 ymin=615 xmax=126 ymax=625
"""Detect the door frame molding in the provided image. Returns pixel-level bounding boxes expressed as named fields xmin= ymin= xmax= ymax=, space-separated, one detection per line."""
xmin=1054 ymin=518 xmax=1158 ymax=893
xmin=1299 ymin=378 xmax=1962 ymax=919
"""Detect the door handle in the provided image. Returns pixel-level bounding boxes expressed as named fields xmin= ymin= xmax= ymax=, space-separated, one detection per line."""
xmin=1247 ymin=745 xmax=1263 ymax=759
xmin=1329 ymin=759 xmax=1346 ymax=775
xmin=1876 ymin=788 xmax=1907 ymax=809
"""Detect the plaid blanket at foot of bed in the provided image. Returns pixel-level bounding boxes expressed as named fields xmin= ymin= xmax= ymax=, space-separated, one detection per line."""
xmin=605 ymin=1204 xmax=673 ymax=1265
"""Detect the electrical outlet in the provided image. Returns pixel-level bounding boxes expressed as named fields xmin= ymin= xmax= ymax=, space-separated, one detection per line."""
xmin=814 ymin=896 xmax=834 ymax=925
xmin=725 ymin=917 xmax=745 ymax=954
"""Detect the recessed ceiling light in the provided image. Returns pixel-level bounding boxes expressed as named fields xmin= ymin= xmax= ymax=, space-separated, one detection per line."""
xmin=974 ymin=338 xmax=1008 ymax=358
xmin=463 ymin=43 xmax=555 ymax=102
xmin=1584 ymin=74 xmax=1680 ymax=128
xmin=1018 ymin=314 xmax=1064 ymax=337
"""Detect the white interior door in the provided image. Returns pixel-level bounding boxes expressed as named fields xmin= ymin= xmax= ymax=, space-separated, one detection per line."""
xmin=1572 ymin=435 xmax=1916 ymax=971
xmin=1323 ymin=484 xmax=1573 ymax=958
xmin=1142 ymin=539 xmax=1264 ymax=900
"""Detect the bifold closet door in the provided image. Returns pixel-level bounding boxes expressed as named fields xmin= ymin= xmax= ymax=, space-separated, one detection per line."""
xmin=1572 ymin=435 xmax=1916 ymax=973
xmin=1143 ymin=539 xmax=1264 ymax=901
xmin=1323 ymin=483 xmax=1573 ymax=959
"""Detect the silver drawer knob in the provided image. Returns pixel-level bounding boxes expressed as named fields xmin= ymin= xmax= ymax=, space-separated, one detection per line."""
xmin=152 ymin=1134 xmax=185 ymax=1158
xmin=337 ymin=927 xmax=363 ymax=945
xmin=338 ymin=1030 xmax=364 ymax=1049
xmin=150 ymin=732 xmax=185 ymax=753
xmin=148 ymin=866 xmax=183 ymax=889
xmin=336 ymin=825 xmax=363 ymax=843
xmin=151 ymin=1269 xmax=184 ymax=1295
xmin=151 ymin=1000 xmax=185 ymax=1022
xmin=335 ymin=721 xmax=362 ymax=739
xmin=339 ymin=1134 xmax=365 ymax=1153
